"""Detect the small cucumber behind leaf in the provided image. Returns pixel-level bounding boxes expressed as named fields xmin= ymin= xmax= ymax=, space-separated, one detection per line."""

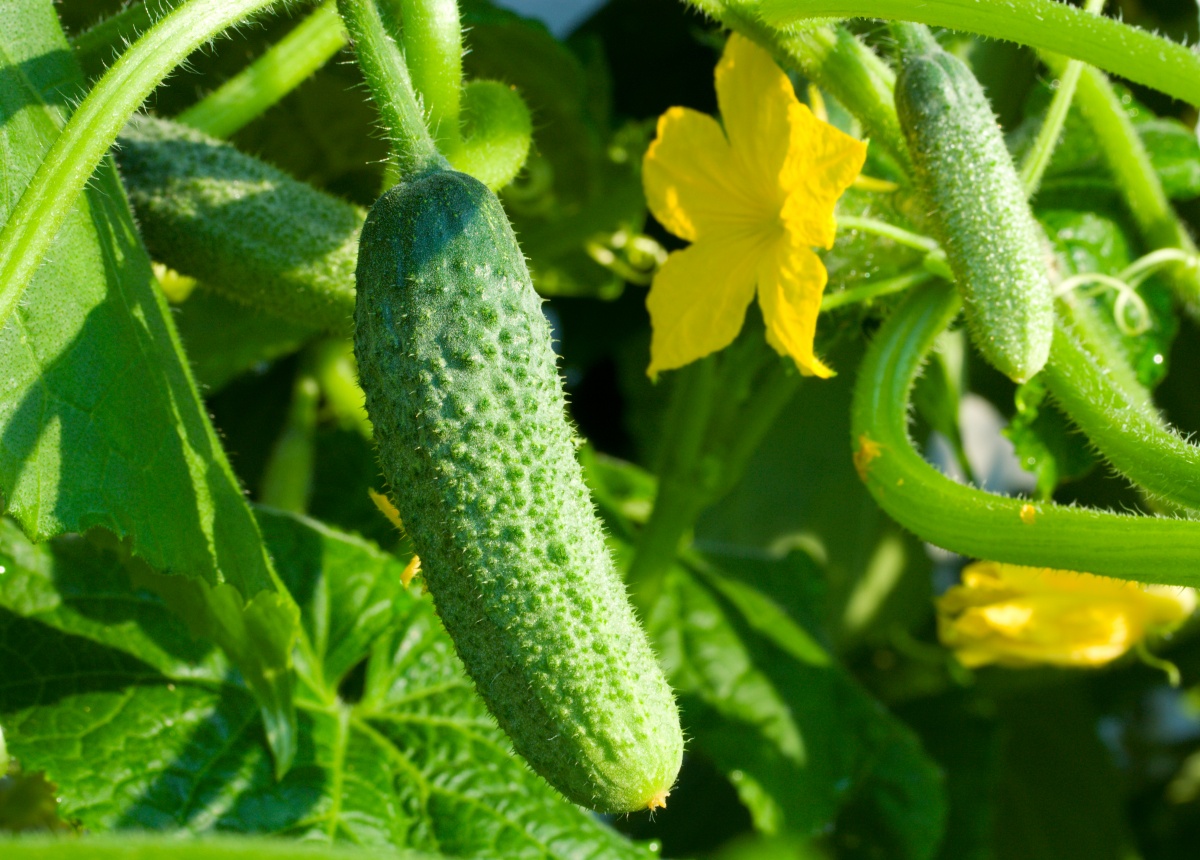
xmin=354 ymin=168 xmax=683 ymax=813
xmin=895 ymin=26 xmax=1053 ymax=382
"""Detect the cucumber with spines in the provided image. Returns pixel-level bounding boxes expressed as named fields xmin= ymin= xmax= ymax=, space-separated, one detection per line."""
xmin=894 ymin=24 xmax=1054 ymax=383
xmin=353 ymin=168 xmax=682 ymax=814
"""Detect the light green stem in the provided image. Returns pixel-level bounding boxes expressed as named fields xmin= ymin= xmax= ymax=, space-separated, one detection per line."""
xmin=397 ymin=0 xmax=463 ymax=149
xmin=838 ymin=215 xmax=939 ymax=254
xmin=337 ymin=0 xmax=448 ymax=179
xmin=851 ymin=282 xmax=1200 ymax=586
xmin=1018 ymin=0 xmax=1104 ymax=195
xmin=260 ymin=370 xmax=321 ymax=514
xmin=821 ymin=269 xmax=934 ymax=311
xmin=178 ymin=1 xmax=347 ymax=138
xmin=758 ymin=0 xmax=1200 ymax=106
xmin=0 ymin=0 xmax=285 ymax=339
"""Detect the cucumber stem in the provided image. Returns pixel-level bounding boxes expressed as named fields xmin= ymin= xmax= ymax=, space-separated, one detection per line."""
xmin=395 ymin=0 xmax=464 ymax=151
xmin=337 ymin=0 xmax=448 ymax=179
xmin=1042 ymin=295 xmax=1200 ymax=512
xmin=178 ymin=1 xmax=348 ymax=139
xmin=756 ymin=0 xmax=1200 ymax=108
xmin=70 ymin=0 xmax=190 ymax=78
xmin=821 ymin=269 xmax=934 ymax=312
xmin=626 ymin=337 xmax=803 ymax=611
xmin=1019 ymin=0 xmax=1105 ymax=197
xmin=850 ymin=281 xmax=1200 ymax=586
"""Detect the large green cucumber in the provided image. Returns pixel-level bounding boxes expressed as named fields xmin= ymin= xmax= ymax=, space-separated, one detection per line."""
xmin=353 ymin=169 xmax=682 ymax=813
xmin=895 ymin=27 xmax=1053 ymax=383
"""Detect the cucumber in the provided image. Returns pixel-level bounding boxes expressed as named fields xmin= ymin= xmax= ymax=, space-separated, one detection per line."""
xmin=353 ymin=169 xmax=682 ymax=813
xmin=116 ymin=115 xmax=361 ymax=334
xmin=894 ymin=25 xmax=1053 ymax=383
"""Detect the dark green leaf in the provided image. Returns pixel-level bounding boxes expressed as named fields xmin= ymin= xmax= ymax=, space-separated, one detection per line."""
xmin=648 ymin=557 xmax=945 ymax=858
xmin=993 ymin=684 xmax=1132 ymax=860
xmin=0 ymin=0 xmax=298 ymax=765
xmin=0 ymin=512 xmax=654 ymax=858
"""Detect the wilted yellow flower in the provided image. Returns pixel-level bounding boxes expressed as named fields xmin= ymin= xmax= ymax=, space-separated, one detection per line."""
xmin=641 ymin=34 xmax=867 ymax=380
xmin=938 ymin=561 xmax=1195 ymax=668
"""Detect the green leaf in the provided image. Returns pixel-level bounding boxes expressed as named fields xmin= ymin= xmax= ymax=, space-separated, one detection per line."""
xmin=1004 ymin=377 xmax=1097 ymax=498
xmin=0 ymin=511 xmax=654 ymax=858
xmin=1 ymin=835 xmax=437 ymax=858
xmin=1040 ymin=208 xmax=1177 ymax=389
xmin=173 ymin=288 xmax=317 ymax=393
xmin=648 ymin=556 xmax=945 ymax=857
xmin=0 ymin=1 xmax=297 ymax=769
xmin=1030 ymin=84 xmax=1200 ymax=202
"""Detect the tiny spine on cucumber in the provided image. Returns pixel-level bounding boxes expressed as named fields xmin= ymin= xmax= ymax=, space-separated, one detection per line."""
xmin=893 ymin=22 xmax=1054 ymax=383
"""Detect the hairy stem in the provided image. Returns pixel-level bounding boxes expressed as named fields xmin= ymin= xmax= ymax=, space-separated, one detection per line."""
xmin=758 ymin=0 xmax=1200 ymax=106
xmin=396 ymin=0 xmax=463 ymax=150
xmin=179 ymin=1 xmax=347 ymax=138
xmin=1042 ymin=295 xmax=1200 ymax=511
xmin=851 ymin=281 xmax=1200 ymax=586
xmin=337 ymin=0 xmax=448 ymax=179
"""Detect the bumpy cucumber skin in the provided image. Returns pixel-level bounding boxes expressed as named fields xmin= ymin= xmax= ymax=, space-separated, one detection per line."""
xmin=896 ymin=48 xmax=1053 ymax=383
xmin=116 ymin=115 xmax=361 ymax=333
xmin=354 ymin=170 xmax=682 ymax=813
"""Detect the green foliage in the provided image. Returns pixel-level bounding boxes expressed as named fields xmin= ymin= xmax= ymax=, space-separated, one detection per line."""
xmin=1 ymin=836 xmax=435 ymax=859
xmin=0 ymin=0 xmax=299 ymax=771
xmin=462 ymin=0 xmax=651 ymax=298
xmin=0 ymin=509 xmax=654 ymax=858
xmin=5 ymin=0 xmax=1200 ymax=857
xmin=354 ymin=170 xmax=682 ymax=813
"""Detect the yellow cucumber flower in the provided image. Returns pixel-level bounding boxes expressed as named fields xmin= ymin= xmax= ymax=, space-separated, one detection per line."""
xmin=937 ymin=561 xmax=1196 ymax=669
xmin=642 ymin=33 xmax=867 ymax=379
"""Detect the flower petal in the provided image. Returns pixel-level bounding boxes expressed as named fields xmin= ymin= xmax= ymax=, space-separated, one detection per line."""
xmin=643 ymin=107 xmax=756 ymax=243
xmin=647 ymin=236 xmax=761 ymax=378
xmin=757 ymin=235 xmax=832 ymax=377
xmin=780 ymin=102 xmax=869 ymax=249
xmin=714 ymin=33 xmax=796 ymax=206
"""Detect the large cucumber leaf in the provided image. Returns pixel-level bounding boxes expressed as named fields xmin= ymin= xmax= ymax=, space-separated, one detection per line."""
xmin=0 ymin=0 xmax=298 ymax=766
xmin=0 ymin=510 xmax=656 ymax=859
